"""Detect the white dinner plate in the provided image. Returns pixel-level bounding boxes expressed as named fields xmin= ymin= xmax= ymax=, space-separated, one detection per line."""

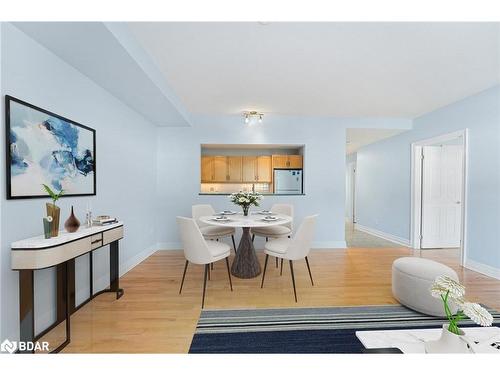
xmin=217 ymin=211 xmax=237 ymax=215
xmin=262 ymin=216 xmax=279 ymax=222
xmin=258 ymin=211 xmax=273 ymax=215
xmin=212 ymin=217 xmax=230 ymax=222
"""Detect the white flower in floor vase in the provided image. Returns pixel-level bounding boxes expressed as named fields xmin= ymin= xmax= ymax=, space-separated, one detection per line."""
xmin=425 ymin=275 xmax=494 ymax=353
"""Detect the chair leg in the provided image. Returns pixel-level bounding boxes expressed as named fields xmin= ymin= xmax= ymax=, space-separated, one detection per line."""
xmin=231 ymin=235 xmax=237 ymax=253
xmin=208 ymin=264 xmax=211 ymax=280
xmin=179 ymin=260 xmax=189 ymax=294
xmin=305 ymin=256 xmax=314 ymax=286
xmin=266 ymin=237 xmax=268 ymax=242
xmin=225 ymin=257 xmax=233 ymax=291
xmin=280 ymin=258 xmax=283 ymax=276
xmin=252 ymin=234 xmax=255 ymax=242
xmin=260 ymin=254 xmax=269 ymax=288
xmin=289 ymin=260 xmax=297 ymax=302
xmin=202 ymin=264 xmax=209 ymax=309
xmin=275 ymin=257 xmax=278 ymax=268
xmin=211 ymin=262 xmax=214 ymax=270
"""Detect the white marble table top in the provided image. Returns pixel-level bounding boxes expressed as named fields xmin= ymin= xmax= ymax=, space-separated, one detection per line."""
xmin=11 ymin=221 xmax=124 ymax=249
xmin=356 ymin=326 xmax=500 ymax=353
xmin=199 ymin=212 xmax=291 ymax=228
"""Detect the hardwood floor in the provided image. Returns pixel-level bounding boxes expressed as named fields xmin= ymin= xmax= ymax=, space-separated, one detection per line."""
xmin=41 ymin=247 xmax=500 ymax=353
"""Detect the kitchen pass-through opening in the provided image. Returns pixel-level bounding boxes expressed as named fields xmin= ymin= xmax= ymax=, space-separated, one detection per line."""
xmin=199 ymin=144 xmax=305 ymax=195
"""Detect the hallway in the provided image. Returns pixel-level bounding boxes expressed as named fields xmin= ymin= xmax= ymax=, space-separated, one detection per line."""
xmin=345 ymin=221 xmax=407 ymax=248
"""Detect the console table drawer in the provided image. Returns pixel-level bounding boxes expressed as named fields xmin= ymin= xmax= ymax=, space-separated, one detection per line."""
xmin=103 ymin=226 xmax=123 ymax=245
xmin=91 ymin=234 xmax=103 ymax=249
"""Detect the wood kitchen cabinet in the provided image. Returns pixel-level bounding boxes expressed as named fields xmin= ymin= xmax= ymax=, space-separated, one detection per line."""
xmin=256 ymin=156 xmax=272 ymax=181
xmin=272 ymin=154 xmax=303 ymax=169
xmin=288 ymin=155 xmax=303 ymax=168
xmin=242 ymin=156 xmax=272 ymax=182
xmin=242 ymin=156 xmax=258 ymax=182
xmin=226 ymin=156 xmax=242 ymax=182
xmin=201 ymin=156 xmax=214 ymax=182
xmin=213 ymin=156 xmax=228 ymax=181
xmin=201 ymin=156 xmax=242 ymax=182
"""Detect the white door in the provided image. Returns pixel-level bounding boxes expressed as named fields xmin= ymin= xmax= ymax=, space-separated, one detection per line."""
xmin=421 ymin=145 xmax=463 ymax=248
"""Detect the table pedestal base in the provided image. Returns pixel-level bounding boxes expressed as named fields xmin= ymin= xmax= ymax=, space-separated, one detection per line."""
xmin=231 ymin=227 xmax=261 ymax=278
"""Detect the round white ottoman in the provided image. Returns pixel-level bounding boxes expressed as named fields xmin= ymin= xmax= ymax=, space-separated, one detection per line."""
xmin=392 ymin=257 xmax=459 ymax=317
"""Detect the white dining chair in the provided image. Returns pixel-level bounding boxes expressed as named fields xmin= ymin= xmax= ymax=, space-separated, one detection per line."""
xmin=192 ymin=204 xmax=237 ymax=252
xmin=260 ymin=214 xmax=317 ymax=302
xmin=251 ymin=203 xmax=294 ymax=267
xmin=177 ymin=216 xmax=233 ymax=308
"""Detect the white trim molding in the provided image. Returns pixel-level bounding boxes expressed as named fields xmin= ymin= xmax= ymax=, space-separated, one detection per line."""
xmin=464 ymin=259 xmax=500 ymax=280
xmin=355 ymin=223 xmax=410 ymax=247
xmin=410 ymin=129 xmax=468 ymax=266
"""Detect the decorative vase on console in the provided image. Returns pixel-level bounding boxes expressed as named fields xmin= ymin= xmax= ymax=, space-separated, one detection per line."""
xmin=424 ymin=275 xmax=493 ymax=353
xmin=64 ymin=206 xmax=80 ymax=233
xmin=229 ymin=191 xmax=262 ymax=216
xmin=42 ymin=184 xmax=64 ymax=237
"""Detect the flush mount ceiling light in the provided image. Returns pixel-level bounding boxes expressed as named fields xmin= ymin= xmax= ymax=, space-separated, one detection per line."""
xmin=243 ymin=111 xmax=264 ymax=125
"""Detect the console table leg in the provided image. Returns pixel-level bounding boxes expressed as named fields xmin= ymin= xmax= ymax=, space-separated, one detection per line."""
xmin=19 ymin=270 xmax=34 ymax=354
xmin=110 ymin=240 xmax=124 ymax=299
xmin=56 ymin=264 xmax=67 ymax=323
xmin=67 ymin=259 xmax=76 ymax=313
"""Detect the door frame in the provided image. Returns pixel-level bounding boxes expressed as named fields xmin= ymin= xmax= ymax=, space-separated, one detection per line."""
xmin=410 ymin=129 xmax=468 ymax=266
xmin=346 ymin=159 xmax=357 ymax=223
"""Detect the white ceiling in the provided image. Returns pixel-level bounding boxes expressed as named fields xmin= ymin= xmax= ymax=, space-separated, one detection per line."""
xmin=12 ymin=22 xmax=190 ymax=127
xmin=128 ymin=22 xmax=500 ymax=118
xmin=346 ymin=128 xmax=407 ymax=154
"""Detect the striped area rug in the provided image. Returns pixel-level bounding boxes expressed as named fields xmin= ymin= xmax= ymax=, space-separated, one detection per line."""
xmin=189 ymin=305 xmax=500 ymax=353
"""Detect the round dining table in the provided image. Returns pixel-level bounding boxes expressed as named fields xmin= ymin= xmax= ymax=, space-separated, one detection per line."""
xmin=199 ymin=212 xmax=292 ymax=279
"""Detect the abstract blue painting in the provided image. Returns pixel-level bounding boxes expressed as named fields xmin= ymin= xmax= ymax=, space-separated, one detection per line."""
xmin=6 ymin=96 xmax=96 ymax=199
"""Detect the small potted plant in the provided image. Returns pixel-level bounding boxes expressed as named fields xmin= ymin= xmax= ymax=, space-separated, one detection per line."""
xmin=229 ymin=191 xmax=263 ymax=216
xmin=42 ymin=184 xmax=64 ymax=237
xmin=425 ymin=275 xmax=493 ymax=353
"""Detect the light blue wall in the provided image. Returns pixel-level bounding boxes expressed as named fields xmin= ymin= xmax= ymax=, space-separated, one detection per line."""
xmin=157 ymin=115 xmax=347 ymax=249
xmin=1 ymin=23 xmax=158 ymax=341
xmin=155 ymin=115 xmax=411 ymax=249
xmin=356 ymin=85 xmax=500 ymax=269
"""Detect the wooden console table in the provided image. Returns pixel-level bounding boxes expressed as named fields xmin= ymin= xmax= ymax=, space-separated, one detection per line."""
xmin=11 ymin=222 xmax=124 ymax=353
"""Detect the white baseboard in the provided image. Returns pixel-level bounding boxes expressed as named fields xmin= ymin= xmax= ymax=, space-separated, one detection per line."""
xmin=354 ymin=223 xmax=410 ymax=247
xmin=464 ymin=259 xmax=500 ymax=280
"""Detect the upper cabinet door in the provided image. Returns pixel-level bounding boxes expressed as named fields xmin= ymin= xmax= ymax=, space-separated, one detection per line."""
xmin=201 ymin=156 xmax=214 ymax=182
xmin=227 ymin=156 xmax=243 ymax=182
xmin=213 ymin=156 xmax=228 ymax=182
xmin=272 ymin=155 xmax=289 ymax=169
xmin=288 ymin=155 xmax=303 ymax=168
xmin=257 ymin=156 xmax=272 ymax=182
xmin=242 ymin=156 xmax=258 ymax=182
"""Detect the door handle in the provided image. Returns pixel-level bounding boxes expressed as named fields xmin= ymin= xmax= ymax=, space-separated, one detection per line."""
xmin=456 ymin=201 xmax=461 ymax=204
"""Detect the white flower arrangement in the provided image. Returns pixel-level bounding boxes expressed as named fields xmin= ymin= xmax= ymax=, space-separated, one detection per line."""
xmin=430 ymin=275 xmax=493 ymax=334
xmin=229 ymin=191 xmax=263 ymax=214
